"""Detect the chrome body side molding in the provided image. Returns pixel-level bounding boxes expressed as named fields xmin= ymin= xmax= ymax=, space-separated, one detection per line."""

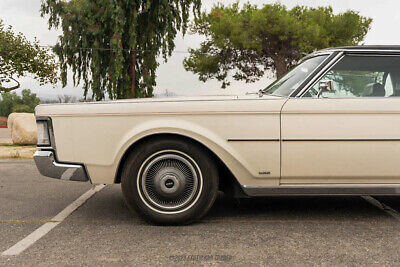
xmin=242 ymin=184 xmax=400 ymax=196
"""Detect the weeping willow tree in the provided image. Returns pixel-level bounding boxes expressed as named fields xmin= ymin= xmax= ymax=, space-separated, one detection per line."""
xmin=41 ymin=0 xmax=201 ymax=100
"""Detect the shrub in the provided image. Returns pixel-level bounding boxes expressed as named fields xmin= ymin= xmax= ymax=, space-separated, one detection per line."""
xmin=0 ymin=89 xmax=40 ymax=117
xmin=12 ymin=104 xmax=32 ymax=113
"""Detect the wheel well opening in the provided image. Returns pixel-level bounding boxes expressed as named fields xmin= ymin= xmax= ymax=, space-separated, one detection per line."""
xmin=114 ymin=133 xmax=243 ymax=195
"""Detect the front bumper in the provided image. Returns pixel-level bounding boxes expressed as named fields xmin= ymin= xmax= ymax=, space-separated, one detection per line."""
xmin=33 ymin=151 xmax=89 ymax=182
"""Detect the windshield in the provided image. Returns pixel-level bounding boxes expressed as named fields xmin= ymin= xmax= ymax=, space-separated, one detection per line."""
xmin=263 ymin=55 xmax=328 ymax=96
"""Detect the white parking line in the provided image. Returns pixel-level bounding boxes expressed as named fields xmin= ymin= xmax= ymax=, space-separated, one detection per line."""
xmin=362 ymin=196 xmax=400 ymax=221
xmin=1 ymin=184 xmax=105 ymax=256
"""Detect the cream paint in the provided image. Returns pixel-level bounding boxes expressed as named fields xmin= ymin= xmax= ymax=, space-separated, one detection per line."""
xmin=36 ymin=96 xmax=285 ymax=186
xmin=281 ymin=97 xmax=400 ymax=184
xmin=36 ymin=94 xmax=400 ymax=187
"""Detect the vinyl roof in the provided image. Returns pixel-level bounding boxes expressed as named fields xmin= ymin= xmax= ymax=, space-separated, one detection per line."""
xmin=323 ymin=45 xmax=400 ymax=51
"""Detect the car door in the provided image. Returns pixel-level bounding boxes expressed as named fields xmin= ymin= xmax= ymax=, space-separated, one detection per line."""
xmin=281 ymin=53 xmax=400 ymax=184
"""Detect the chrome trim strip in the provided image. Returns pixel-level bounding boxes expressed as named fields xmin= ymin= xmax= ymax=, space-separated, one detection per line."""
xmin=242 ymin=184 xmax=400 ymax=196
xmin=299 ymin=52 xmax=333 ymax=61
xmin=34 ymin=151 xmax=89 ymax=182
xmin=296 ymin=52 xmax=344 ymax=97
xmin=46 ymin=110 xmax=282 ymax=117
xmin=330 ymin=49 xmax=400 ymax=53
xmin=288 ymin=52 xmax=335 ymax=98
xmin=48 ymin=118 xmax=56 ymax=151
xmin=37 ymin=97 xmax=284 ymax=106
xmin=345 ymin=53 xmax=400 ymax=57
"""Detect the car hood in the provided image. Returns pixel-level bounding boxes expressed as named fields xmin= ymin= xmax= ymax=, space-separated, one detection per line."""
xmin=89 ymin=94 xmax=281 ymax=103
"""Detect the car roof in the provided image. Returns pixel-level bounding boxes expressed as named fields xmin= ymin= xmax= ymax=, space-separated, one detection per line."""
xmin=300 ymin=45 xmax=400 ymax=66
xmin=321 ymin=45 xmax=400 ymax=52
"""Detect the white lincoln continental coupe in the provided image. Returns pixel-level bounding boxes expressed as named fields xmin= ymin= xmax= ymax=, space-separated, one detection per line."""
xmin=34 ymin=46 xmax=400 ymax=224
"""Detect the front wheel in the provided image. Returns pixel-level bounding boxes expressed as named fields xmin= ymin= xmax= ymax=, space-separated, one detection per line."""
xmin=121 ymin=137 xmax=219 ymax=225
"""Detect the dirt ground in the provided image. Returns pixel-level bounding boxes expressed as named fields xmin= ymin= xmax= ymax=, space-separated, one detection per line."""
xmin=0 ymin=128 xmax=11 ymax=144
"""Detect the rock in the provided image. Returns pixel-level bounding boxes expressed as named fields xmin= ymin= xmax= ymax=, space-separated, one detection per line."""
xmin=8 ymin=113 xmax=37 ymax=145
xmin=7 ymin=113 xmax=21 ymax=136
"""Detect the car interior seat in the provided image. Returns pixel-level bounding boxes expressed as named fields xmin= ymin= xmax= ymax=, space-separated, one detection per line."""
xmin=363 ymin=83 xmax=385 ymax=97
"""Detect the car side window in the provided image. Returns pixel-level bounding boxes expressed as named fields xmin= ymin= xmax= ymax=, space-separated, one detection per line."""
xmin=304 ymin=55 xmax=400 ymax=98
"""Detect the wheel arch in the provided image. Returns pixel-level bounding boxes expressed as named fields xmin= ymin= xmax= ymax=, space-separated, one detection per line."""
xmin=114 ymin=133 xmax=243 ymax=194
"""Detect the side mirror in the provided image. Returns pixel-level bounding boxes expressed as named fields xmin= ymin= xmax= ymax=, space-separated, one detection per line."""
xmin=317 ymin=80 xmax=334 ymax=97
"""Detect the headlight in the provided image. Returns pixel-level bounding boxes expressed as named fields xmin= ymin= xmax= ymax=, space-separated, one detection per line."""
xmin=37 ymin=120 xmax=50 ymax=146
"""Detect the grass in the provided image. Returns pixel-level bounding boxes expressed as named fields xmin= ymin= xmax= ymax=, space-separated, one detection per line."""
xmin=0 ymin=144 xmax=35 ymax=147
xmin=0 ymin=144 xmax=36 ymax=159
xmin=10 ymin=150 xmax=20 ymax=158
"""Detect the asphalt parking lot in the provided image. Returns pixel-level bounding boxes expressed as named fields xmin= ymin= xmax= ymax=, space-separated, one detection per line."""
xmin=2 ymin=159 xmax=400 ymax=266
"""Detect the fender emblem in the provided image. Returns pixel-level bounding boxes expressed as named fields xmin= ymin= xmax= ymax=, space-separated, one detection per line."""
xmin=259 ymin=171 xmax=271 ymax=175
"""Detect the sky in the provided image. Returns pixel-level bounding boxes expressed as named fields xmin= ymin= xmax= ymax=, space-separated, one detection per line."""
xmin=0 ymin=0 xmax=399 ymax=100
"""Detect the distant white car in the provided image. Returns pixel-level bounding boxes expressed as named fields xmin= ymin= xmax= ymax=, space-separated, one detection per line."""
xmin=34 ymin=46 xmax=400 ymax=224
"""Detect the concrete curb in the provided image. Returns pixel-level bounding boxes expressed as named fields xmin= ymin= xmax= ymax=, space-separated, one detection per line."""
xmin=0 ymin=146 xmax=36 ymax=159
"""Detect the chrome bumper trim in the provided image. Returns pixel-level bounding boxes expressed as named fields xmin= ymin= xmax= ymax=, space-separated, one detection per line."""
xmin=242 ymin=184 xmax=400 ymax=196
xmin=33 ymin=151 xmax=89 ymax=182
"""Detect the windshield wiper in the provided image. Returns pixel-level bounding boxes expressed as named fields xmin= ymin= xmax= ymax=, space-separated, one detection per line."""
xmin=245 ymin=90 xmax=281 ymax=97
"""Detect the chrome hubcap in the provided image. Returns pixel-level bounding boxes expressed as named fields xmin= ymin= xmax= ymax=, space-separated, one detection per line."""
xmin=154 ymin=167 xmax=186 ymax=198
xmin=138 ymin=152 xmax=201 ymax=212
